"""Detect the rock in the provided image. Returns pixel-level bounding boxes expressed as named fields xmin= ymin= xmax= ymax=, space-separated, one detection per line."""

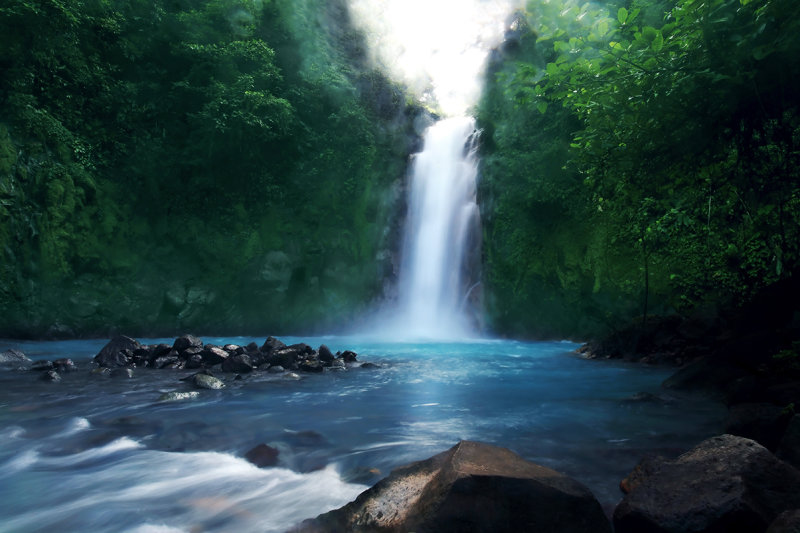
xmin=613 ymin=434 xmax=800 ymax=533
xmin=201 ymin=346 xmax=229 ymax=366
xmin=329 ymin=359 xmax=346 ymax=370
xmin=260 ymin=336 xmax=286 ymax=355
xmin=173 ymin=334 xmax=203 ymax=353
xmin=0 ymin=349 xmax=32 ymax=367
xmin=245 ymin=342 xmax=259 ymax=353
xmin=151 ymin=344 xmax=172 ymax=358
xmin=158 ymin=391 xmax=201 ymax=402
xmin=298 ymin=440 xmax=611 ymax=533
xmin=180 ymin=346 xmax=203 ymax=360
xmin=110 ymin=368 xmax=134 ymax=379
xmin=223 ymin=344 xmax=243 ymax=355
xmin=94 ymin=335 xmax=141 ymax=368
xmin=193 ymin=373 xmax=225 ymax=390
xmin=40 ymin=370 xmax=61 ymax=382
xmin=340 ymin=350 xmax=358 ymax=362
xmin=221 ymin=354 xmax=253 ymax=374
xmin=725 ymin=402 xmax=792 ymax=450
xmin=185 ymin=353 xmax=204 ymax=369
xmin=267 ymin=365 xmax=285 ymax=374
xmin=91 ymin=367 xmax=111 ymax=377
xmin=299 ymin=360 xmax=323 ymax=373
xmin=778 ymin=415 xmax=800 ymax=470
xmin=767 ymin=510 xmax=800 ymax=533
xmin=153 ymin=355 xmax=180 ymax=369
xmin=318 ymin=344 xmax=335 ymax=363
xmin=244 ymin=443 xmax=280 ymax=468
xmin=53 ymin=358 xmax=76 ymax=372
xmin=284 ymin=372 xmax=301 ymax=380
xmin=359 ymin=362 xmax=379 ymax=369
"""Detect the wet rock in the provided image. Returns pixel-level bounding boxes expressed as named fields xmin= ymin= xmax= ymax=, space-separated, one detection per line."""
xmin=359 ymin=362 xmax=379 ymax=369
xmin=185 ymin=353 xmax=204 ymax=369
xmin=725 ymin=402 xmax=792 ymax=450
xmin=245 ymin=342 xmax=259 ymax=353
xmin=340 ymin=350 xmax=358 ymax=362
xmin=260 ymin=336 xmax=286 ymax=355
xmin=173 ymin=334 xmax=203 ymax=353
xmin=40 ymin=370 xmax=61 ymax=382
xmin=767 ymin=509 xmax=800 ymax=533
xmin=0 ymin=349 xmax=32 ymax=367
xmin=223 ymin=344 xmax=243 ymax=355
xmin=284 ymin=372 xmax=301 ymax=379
xmin=221 ymin=354 xmax=253 ymax=374
xmin=153 ymin=355 xmax=180 ymax=369
xmin=158 ymin=391 xmax=201 ymax=402
xmin=244 ymin=443 xmax=280 ymax=468
xmin=613 ymin=434 xmax=800 ymax=533
xmin=94 ymin=335 xmax=141 ymax=368
xmin=267 ymin=365 xmax=285 ymax=374
xmin=110 ymin=368 xmax=134 ymax=379
xmin=150 ymin=344 xmax=172 ymax=358
xmin=299 ymin=360 xmax=323 ymax=373
xmin=328 ymin=359 xmax=346 ymax=370
xmin=201 ymin=346 xmax=229 ymax=366
xmin=180 ymin=346 xmax=203 ymax=360
xmin=53 ymin=358 xmax=76 ymax=372
xmin=318 ymin=344 xmax=335 ymax=363
xmin=298 ymin=440 xmax=611 ymax=533
xmin=91 ymin=367 xmax=111 ymax=377
xmin=193 ymin=373 xmax=225 ymax=390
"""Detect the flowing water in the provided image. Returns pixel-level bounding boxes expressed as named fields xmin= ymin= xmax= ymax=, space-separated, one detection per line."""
xmin=0 ymin=336 xmax=725 ymax=532
xmin=390 ymin=117 xmax=482 ymax=339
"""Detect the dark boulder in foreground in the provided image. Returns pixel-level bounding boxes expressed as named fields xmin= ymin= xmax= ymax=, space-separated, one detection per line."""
xmin=614 ymin=434 xmax=800 ymax=533
xmin=296 ymin=440 xmax=611 ymax=533
xmin=767 ymin=509 xmax=800 ymax=533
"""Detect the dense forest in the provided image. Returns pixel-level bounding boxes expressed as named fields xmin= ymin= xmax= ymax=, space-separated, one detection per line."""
xmin=478 ymin=0 xmax=800 ymax=338
xmin=0 ymin=0 xmax=420 ymax=337
xmin=1 ymin=0 xmax=799 ymax=340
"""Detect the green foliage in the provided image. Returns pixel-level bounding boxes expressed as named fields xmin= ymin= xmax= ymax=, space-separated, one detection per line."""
xmin=478 ymin=0 xmax=800 ymax=338
xmin=0 ymin=0 xmax=414 ymax=337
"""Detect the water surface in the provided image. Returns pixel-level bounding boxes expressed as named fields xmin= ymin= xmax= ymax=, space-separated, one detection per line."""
xmin=0 ymin=337 xmax=725 ymax=532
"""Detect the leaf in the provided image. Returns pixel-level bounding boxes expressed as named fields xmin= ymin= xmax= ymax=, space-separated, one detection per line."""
xmin=537 ymin=102 xmax=548 ymax=114
xmin=618 ymin=7 xmax=628 ymax=25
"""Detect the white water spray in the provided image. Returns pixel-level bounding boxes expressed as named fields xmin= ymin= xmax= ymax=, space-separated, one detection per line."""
xmin=393 ymin=117 xmax=482 ymax=339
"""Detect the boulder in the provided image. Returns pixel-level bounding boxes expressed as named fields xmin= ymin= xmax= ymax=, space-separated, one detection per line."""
xmin=221 ymin=354 xmax=254 ymax=374
xmin=0 ymin=349 xmax=32 ymax=367
xmin=767 ymin=510 xmax=800 ymax=533
xmin=245 ymin=342 xmax=259 ymax=353
xmin=53 ymin=358 xmax=76 ymax=372
xmin=298 ymin=440 xmax=611 ymax=533
xmin=318 ymin=344 xmax=335 ymax=363
xmin=31 ymin=360 xmax=54 ymax=371
xmin=340 ymin=350 xmax=358 ymax=363
xmin=173 ymin=334 xmax=203 ymax=353
xmin=223 ymin=344 xmax=243 ymax=355
xmin=260 ymin=336 xmax=287 ymax=355
xmin=193 ymin=373 xmax=225 ymax=390
xmin=614 ymin=434 xmax=800 ymax=533
xmin=185 ymin=353 xmax=204 ymax=369
xmin=201 ymin=346 xmax=229 ymax=366
xmin=244 ymin=443 xmax=280 ymax=468
xmin=94 ymin=335 xmax=141 ymax=368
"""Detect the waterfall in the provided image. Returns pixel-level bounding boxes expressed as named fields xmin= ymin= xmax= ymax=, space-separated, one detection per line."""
xmin=394 ymin=116 xmax=482 ymax=339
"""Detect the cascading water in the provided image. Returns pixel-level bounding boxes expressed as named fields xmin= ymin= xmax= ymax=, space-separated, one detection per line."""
xmin=394 ymin=116 xmax=482 ymax=339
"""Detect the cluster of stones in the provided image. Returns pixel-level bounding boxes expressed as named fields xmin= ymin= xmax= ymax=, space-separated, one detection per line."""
xmin=93 ymin=334 xmax=361 ymax=376
xmin=0 ymin=347 xmax=77 ymax=381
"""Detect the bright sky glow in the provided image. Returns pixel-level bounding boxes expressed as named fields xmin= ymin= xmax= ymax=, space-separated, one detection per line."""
xmin=347 ymin=0 xmax=523 ymax=116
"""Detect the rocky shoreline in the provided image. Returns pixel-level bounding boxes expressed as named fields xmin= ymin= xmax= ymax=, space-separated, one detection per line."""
xmin=1 ymin=334 xmax=375 ymax=387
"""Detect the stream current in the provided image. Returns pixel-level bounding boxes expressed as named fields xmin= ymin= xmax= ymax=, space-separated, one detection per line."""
xmin=0 ymin=336 xmax=725 ymax=532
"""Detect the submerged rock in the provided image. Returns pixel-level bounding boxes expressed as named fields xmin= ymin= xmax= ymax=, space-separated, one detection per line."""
xmin=40 ymin=370 xmax=61 ymax=382
xmin=614 ymin=434 xmax=800 ymax=533
xmin=193 ymin=373 xmax=225 ymax=390
xmin=297 ymin=440 xmax=611 ymax=533
xmin=158 ymin=391 xmax=201 ymax=402
xmin=244 ymin=443 xmax=280 ymax=468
